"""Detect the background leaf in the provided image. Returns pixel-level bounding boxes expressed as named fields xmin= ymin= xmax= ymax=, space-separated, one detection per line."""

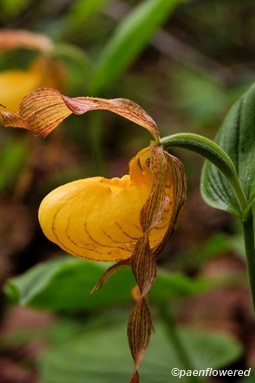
xmin=0 ymin=137 xmax=28 ymax=191
xmin=39 ymin=320 xmax=243 ymax=383
xmin=59 ymin=0 xmax=112 ymax=39
xmin=89 ymin=0 xmax=183 ymax=94
xmin=0 ymin=0 xmax=29 ymax=16
xmin=201 ymin=83 xmax=255 ymax=217
xmin=4 ymin=257 xmax=212 ymax=312
xmin=240 ymin=373 xmax=255 ymax=383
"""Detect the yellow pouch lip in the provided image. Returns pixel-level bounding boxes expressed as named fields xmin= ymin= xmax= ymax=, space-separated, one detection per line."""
xmin=38 ymin=175 xmax=150 ymax=262
xmin=38 ymin=146 xmax=184 ymax=262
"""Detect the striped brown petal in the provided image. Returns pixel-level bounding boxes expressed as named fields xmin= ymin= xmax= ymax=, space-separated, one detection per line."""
xmin=127 ymin=144 xmax=186 ymax=382
xmin=127 ymin=298 xmax=152 ymax=383
xmin=1 ymin=87 xmax=159 ymax=140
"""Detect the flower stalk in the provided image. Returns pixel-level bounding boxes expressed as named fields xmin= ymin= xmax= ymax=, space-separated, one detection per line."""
xmin=160 ymin=133 xmax=247 ymax=217
xmin=161 ymin=132 xmax=255 ymax=311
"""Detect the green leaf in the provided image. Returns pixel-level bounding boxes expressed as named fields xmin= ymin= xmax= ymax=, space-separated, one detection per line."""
xmin=150 ymin=269 xmax=211 ymax=301
xmin=0 ymin=0 xmax=29 ymax=16
xmin=201 ymin=83 xmax=255 ymax=218
xmin=4 ymin=257 xmax=211 ymax=312
xmin=5 ymin=257 xmax=133 ymax=311
xmin=172 ymin=233 xmax=235 ymax=271
xmin=39 ymin=320 xmax=242 ymax=383
xmin=240 ymin=372 xmax=255 ymax=383
xmin=60 ymin=0 xmax=112 ymax=37
xmin=0 ymin=138 xmax=28 ymax=191
xmin=89 ymin=0 xmax=183 ymax=94
xmin=172 ymin=68 xmax=229 ymax=123
xmin=69 ymin=0 xmax=111 ymax=24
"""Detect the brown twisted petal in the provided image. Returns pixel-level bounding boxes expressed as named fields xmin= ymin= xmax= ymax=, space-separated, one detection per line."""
xmin=127 ymin=146 xmax=186 ymax=383
xmin=128 ymin=298 xmax=152 ymax=383
xmin=0 ymin=87 xmax=159 ymax=139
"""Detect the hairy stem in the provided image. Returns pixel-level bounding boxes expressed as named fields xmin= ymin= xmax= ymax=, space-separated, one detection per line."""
xmin=160 ymin=133 xmax=247 ymax=216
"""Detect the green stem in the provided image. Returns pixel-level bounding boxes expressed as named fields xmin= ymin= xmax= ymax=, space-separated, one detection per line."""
xmin=160 ymin=133 xmax=247 ymax=216
xmin=243 ymin=210 xmax=255 ymax=310
xmin=161 ymin=132 xmax=255 ymax=311
xmin=157 ymin=302 xmax=205 ymax=383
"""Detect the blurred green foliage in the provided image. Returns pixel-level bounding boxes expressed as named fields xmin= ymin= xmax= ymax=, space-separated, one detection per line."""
xmin=38 ymin=319 xmax=242 ymax=383
xmin=0 ymin=137 xmax=28 ymax=191
xmin=202 ymin=83 xmax=255 ymax=218
xmin=0 ymin=0 xmax=255 ymax=382
xmin=4 ymin=257 xmax=213 ymax=311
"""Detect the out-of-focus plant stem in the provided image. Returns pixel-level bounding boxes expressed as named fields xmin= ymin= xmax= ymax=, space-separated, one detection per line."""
xmin=242 ymin=210 xmax=255 ymax=311
xmin=157 ymin=302 xmax=205 ymax=383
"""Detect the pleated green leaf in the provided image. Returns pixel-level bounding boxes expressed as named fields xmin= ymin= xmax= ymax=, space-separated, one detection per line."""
xmin=201 ymin=83 xmax=255 ymax=218
xmin=4 ymin=257 xmax=212 ymax=312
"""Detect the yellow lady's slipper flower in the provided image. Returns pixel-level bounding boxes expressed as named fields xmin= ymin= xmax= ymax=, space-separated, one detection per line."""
xmin=0 ymin=57 xmax=63 ymax=112
xmin=0 ymin=30 xmax=63 ymax=112
xmin=0 ymin=87 xmax=186 ymax=383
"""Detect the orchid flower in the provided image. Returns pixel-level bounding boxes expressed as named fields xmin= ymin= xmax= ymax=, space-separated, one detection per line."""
xmin=0 ymin=87 xmax=186 ymax=383
xmin=0 ymin=29 xmax=63 ymax=112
